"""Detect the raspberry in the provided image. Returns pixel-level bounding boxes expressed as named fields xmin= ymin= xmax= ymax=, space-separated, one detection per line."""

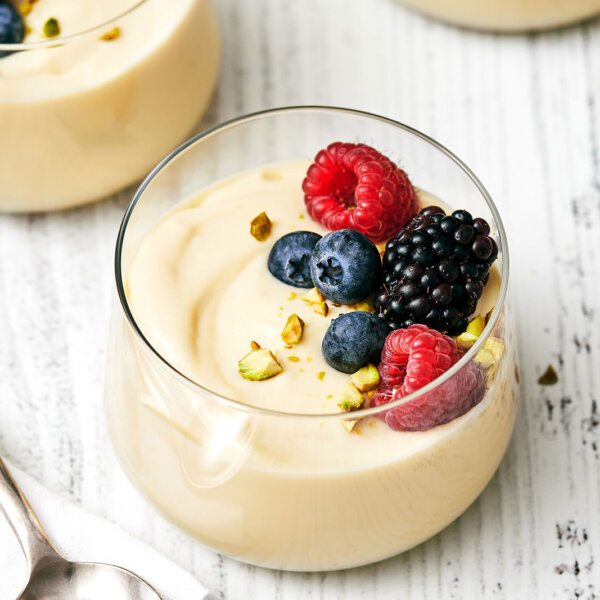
xmin=302 ymin=142 xmax=417 ymax=244
xmin=371 ymin=324 xmax=486 ymax=431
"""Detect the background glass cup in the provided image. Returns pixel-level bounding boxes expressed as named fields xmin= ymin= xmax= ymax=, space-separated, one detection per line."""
xmin=0 ymin=0 xmax=219 ymax=212
xmin=105 ymin=106 xmax=519 ymax=571
xmin=399 ymin=0 xmax=600 ymax=31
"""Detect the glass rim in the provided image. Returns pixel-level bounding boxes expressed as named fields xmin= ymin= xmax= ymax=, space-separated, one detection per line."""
xmin=114 ymin=105 xmax=510 ymax=421
xmin=0 ymin=0 xmax=148 ymax=51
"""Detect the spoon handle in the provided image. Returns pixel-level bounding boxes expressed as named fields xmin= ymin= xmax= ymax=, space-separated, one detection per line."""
xmin=0 ymin=457 xmax=59 ymax=571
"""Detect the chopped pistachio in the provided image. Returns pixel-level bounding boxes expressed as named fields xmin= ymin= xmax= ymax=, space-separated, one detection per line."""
xmin=20 ymin=0 xmax=38 ymax=16
xmin=100 ymin=26 xmax=121 ymax=41
xmin=474 ymin=348 xmax=495 ymax=370
xmin=299 ymin=213 xmax=305 ymax=219
xmin=238 ymin=348 xmax=282 ymax=381
xmin=281 ymin=313 xmax=304 ymax=345
xmin=342 ymin=418 xmax=360 ymax=433
xmin=466 ymin=315 xmax=486 ymax=338
xmin=314 ymin=301 xmax=328 ymax=316
xmin=538 ymin=364 xmax=558 ymax=386
xmin=250 ymin=211 xmax=272 ymax=242
xmin=475 ymin=337 xmax=505 ymax=378
xmin=337 ymin=384 xmax=365 ymax=412
xmin=351 ymin=364 xmax=380 ymax=392
xmin=250 ymin=340 xmax=261 ymax=351
xmin=456 ymin=332 xmax=478 ymax=351
xmin=287 ymin=355 xmax=300 ymax=363
xmin=485 ymin=337 xmax=505 ymax=360
xmin=349 ymin=299 xmax=375 ymax=314
xmin=286 ymin=291 xmax=296 ymax=301
xmin=485 ymin=306 xmax=495 ymax=324
xmin=302 ymin=287 xmax=326 ymax=306
xmin=43 ymin=17 xmax=60 ymax=38
xmin=316 ymin=371 xmax=326 ymax=381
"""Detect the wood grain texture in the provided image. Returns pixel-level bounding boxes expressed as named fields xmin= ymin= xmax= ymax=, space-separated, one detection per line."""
xmin=1 ymin=0 xmax=599 ymax=597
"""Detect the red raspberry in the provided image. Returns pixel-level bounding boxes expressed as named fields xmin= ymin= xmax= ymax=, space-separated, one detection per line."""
xmin=371 ymin=324 xmax=486 ymax=431
xmin=302 ymin=142 xmax=417 ymax=244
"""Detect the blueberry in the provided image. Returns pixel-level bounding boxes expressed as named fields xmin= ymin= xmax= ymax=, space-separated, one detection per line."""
xmin=322 ymin=311 xmax=389 ymax=374
xmin=0 ymin=2 xmax=24 ymax=59
xmin=267 ymin=231 xmax=322 ymax=288
xmin=310 ymin=229 xmax=382 ymax=305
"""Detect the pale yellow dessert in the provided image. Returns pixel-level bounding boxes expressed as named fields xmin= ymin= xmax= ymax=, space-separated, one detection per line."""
xmin=400 ymin=0 xmax=600 ymax=30
xmin=106 ymin=160 xmax=518 ymax=571
xmin=0 ymin=0 xmax=219 ymax=211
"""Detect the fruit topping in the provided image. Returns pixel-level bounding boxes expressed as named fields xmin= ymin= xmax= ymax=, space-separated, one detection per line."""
xmin=375 ymin=206 xmax=498 ymax=335
xmin=322 ymin=311 xmax=389 ymax=374
xmin=250 ymin=211 xmax=273 ymax=241
xmin=0 ymin=2 xmax=24 ymax=58
xmin=351 ymin=363 xmax=380 ymax=392
xmin=310 ymin=229 xmax=382 ymax=305
xmin=281 ymin=313 xmax=304 ymax=345
xmin=238 ymin=348 xmax=282 ymax=381
xmin=303 ymin=142 xmax=417 ymax=243
xmin=371 ymin=324 xmax=486 ymax=431
xmin=337 ymin=383 xmax=365 ymax=411
xmin=268 ymin=231 xmax=322 ymax=288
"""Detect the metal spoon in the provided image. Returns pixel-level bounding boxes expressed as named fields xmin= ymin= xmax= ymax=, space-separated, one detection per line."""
xmin=0 ymin=456 xmax=162 ymax=599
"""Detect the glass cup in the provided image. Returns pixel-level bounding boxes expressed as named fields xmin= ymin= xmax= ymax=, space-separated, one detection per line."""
xmin=399 ymin=0 xmax=600 ymax=31
xmin=0 ymin=0 xmax=219 ymax=212
xmin=105 ymin=106 xmax=519 ymax=571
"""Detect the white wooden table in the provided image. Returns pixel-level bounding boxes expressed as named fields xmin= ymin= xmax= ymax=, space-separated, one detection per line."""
xmin=1 ymin=0 xmax=598 ymax=597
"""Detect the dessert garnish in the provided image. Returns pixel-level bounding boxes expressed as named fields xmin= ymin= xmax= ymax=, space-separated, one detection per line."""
xmin=19 ymin=0 xmax=38 ymax=17
xmin=371 ymin=324 xmax=486 ymax=431
xmin=538 ymin=364 xmax=558 ymax=385
xmin=43 ymin=17 xmax=59 ymax=38
xmin=268 ymin=231 xmax=321 ymax=287
xmin=310 ymin=229 xmax=382 ymax=305
xmin=349 ymin=299 xmax=375 ymax=313
xmin=250 ymin=340 xmax=261 ymax=350
xmin=0 ymin=1 xmax=24 ymax=57
xmin=456 ymin=315 xmax=486 ymax=350
xmin=337 ymin=383 xmax=365 ymax=411
xmin=250 ymin=211 xmax=272 ymax=242
xmin=474 ymin=337 xmax=504 ymax=378
xmin=281 ymin=313 xmax=304 ymax=345
xmin=100 ymin=26 xmax=121 ymax=41
xmin=316 ymin=371 xmax=325 ymax=380
xmin=351 ymin=363 xmax=380 ymax=392
xmin=375 ymin=206 xmax=498 ymax=335
xmin=322 ymin=311 xmax=388 ymax=374
xmin=238 ymin=347 xmax=282 ymax=381
xmin=301 ymin=288 xmax=329 ymax=315
xmin=303 ymin=142 xmax=417 ymax=243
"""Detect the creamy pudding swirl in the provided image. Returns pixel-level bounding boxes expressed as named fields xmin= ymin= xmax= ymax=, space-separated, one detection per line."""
xmin=0 ymin=0 xmax=219 ymax=211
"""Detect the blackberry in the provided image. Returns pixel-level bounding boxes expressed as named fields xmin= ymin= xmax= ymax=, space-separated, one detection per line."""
xmin=375 ymin=205 xmax=498 ymax=335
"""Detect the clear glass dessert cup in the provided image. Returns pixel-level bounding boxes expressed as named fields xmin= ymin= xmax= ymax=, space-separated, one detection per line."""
xmin=399 ymin=0 xmax=600 ymax=31
xmin=0 ymin=0 xmax=219 ymax=212
xmin=105 ymin=106 xmax=519 ymax=572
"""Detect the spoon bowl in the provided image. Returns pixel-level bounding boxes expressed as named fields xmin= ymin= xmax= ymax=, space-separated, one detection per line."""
xmin=0 ymin=457 xmax=163 ymax=600
xmin=20 ymin=560 xmax=162 ymax=600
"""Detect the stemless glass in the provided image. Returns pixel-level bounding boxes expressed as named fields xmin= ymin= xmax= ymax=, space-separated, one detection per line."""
xmin=0 ymin=0 xmax=219 ymax=212
xmin=399 ymin=0 xmax=600 ymax=31
xmin=105 ymin=106 xmax=519 ymax=572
